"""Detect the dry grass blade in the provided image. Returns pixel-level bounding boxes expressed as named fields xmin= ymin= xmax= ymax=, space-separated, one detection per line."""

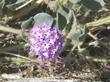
xmin=0 ymin=51 xmax=42 ymax=64
xmin=0 ymin=25 xmax=21 ymax=35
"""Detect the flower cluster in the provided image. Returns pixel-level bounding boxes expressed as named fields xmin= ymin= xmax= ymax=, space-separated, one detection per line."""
xmin=29 ymin=23 xmax=64 ymax=61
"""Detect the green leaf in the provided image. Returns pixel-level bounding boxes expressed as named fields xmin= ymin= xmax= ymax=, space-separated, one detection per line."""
xmin=72 ymin=28 xmax=85 ymax=45
xmin=57 ymin=13 xmax=67 ymax=30
xmin=21 ymin=17 xmax=34 ymax=40
xmin=72 ymin=3 xmax=81 ymax=11
xmin=94 ymin=0 xmax=105 ymax=7
xmin=21 ymin=17 xmax=33 ymax=29
xmin=67 ymin=24 xmax=86 ymax=49
xmin=0 ymin=0 xmax=5 ymax=9
xmin=5 ymin=0 xmax=17 ymax=5
xmin=81 ymin=0 xmax=105 ymax=11
xmin=0 ymin=0 xmax=5 ymax=16
xmin=33 ymin=13 xmax=54 ymax=26
xmin=58 ymin=6 xmax=72 ymax=24
xmin=6 ymin=0 xmax=25 ymax=11
xmin=57 ymin=6 xmax=73 ymax=30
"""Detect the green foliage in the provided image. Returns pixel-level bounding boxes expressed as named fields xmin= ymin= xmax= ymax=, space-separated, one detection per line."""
xmin=57 ymin=13 xmax=67 ymax=30
xmin=58 ymin=6 xmax=72 ymax=25
xmin=81 ymin=0 xmax=105 ymax=11
xmin=95 ymin=0 xmax=105 ymax=7
xmin=21 ymin=17 xmax=33 ymax=29
xmin=6 ymin=0 xmax=25 ymax=11
xmin=71 ymin=25 xmax=86 ymax=47
xmin=0 ymin=0 xmax=5 ymax=16
xmin=0 ymin=0 xmax=106 ymax=48
xmin=0 ymin=0 xmax=110 ymax=80
xmin=56 ymin=6 xmax=72 ymax=30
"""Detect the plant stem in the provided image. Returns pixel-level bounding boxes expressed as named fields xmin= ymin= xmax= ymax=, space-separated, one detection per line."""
xmin=66 ymin=10 xmax=77 ymax=39
xmin=0 ymin=45 xmax=23 ymax=52
xmin=0 ymin=56 xmax=29 ymax=64
xmin=0 ymin=51 xmax=41 ymax=64
xmin=87 ymin=32 xmax=98 ymax=40
xmin=86 ymin=16 xmax=110 ymax=27
xmin=0 ymin=24 xmax=21 ymax=34
xmin=85 ymin=56 xmax=110 ymax=63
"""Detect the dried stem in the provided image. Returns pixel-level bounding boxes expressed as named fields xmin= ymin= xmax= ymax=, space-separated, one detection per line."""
xmin=0 ymin=51 xmax=42 ymax=64
xmin=0 ymin=24 xmax=21 ymax=34
xmin=85 ymin=56 xmax=110 ymax=63
xmin=86 ymin=16 xmax=110 ymax=27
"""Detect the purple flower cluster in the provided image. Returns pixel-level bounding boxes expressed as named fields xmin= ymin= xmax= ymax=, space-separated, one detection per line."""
xmin=29 ymin=23 xmax=64 ymax=61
